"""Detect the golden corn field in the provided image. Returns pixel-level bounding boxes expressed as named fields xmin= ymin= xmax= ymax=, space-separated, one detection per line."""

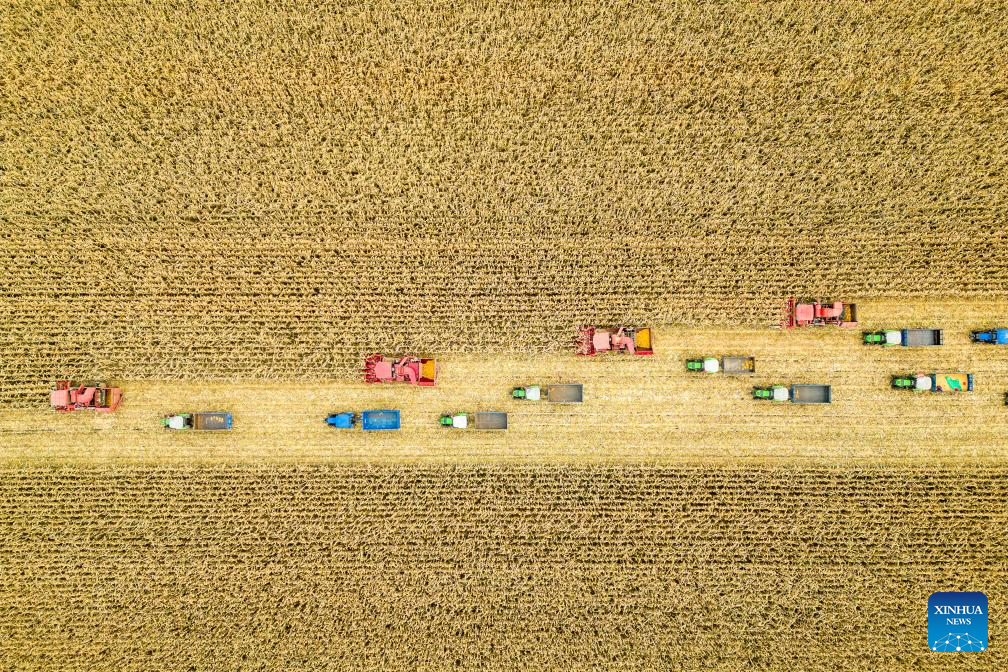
xmin=1 ymin=464 xmax=1006 ymax=671
xmin=3 ymin=0 xmax=1008 ymax=669
xmin=4 ymin=0 xmax=1008 ymax=403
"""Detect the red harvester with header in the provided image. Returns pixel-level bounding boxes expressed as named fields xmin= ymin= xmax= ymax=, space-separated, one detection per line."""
xmin=363 ymin=355 xmax=437 ymax=386
xmin=576 ymin=327 xmax=654 ymax=356
xmin=781 ymin=297 xmax=858 ymax=329
xmin=50 ymin=381 xmax=122 ymax=412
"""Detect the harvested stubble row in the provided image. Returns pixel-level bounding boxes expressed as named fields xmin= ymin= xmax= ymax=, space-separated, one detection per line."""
xmin=4 ymin=1 xmax=1008 ymax=403
xmin=5 ymin=309 xmax=1008 ymax=462
xmin=0 ymin=464 xmax=1004 ymax=670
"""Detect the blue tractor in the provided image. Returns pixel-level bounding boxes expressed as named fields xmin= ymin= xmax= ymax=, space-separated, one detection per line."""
xmin=325 ymin=412 xmax=357 ymax=429
xmin=970 ymin=329 xmax=1008 ymax=344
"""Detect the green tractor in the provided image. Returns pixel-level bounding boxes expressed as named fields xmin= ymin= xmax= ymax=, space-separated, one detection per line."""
xmin=863 ymin=331 xmax=893 ymax=345
xmin=752 ymin=385 xmax=789 ymax=402
xmin=511 ymin=386 xmax=541 ymax=400
xmin=686 ymin=357 xmax=718 ymax=373
xmin=439 ymin=413 xmax=468 ymax=428
xmin=687 ymin=356 xmax=755 ymax=375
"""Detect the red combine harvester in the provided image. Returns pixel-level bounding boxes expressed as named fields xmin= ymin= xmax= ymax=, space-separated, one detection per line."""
xmin=50 ymin=381 xmax=122 ymax=412
xmin=781 ymin=297 xmax=857 ymax=329
xmin=363 ymin=354 xmax=437 ymax=386
xmin=576 ymin=327 xmax=654 ymax=356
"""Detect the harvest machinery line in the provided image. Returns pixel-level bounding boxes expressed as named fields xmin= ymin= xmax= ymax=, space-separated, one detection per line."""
xmin=44 ymin=304 xmax=1008 ymax=432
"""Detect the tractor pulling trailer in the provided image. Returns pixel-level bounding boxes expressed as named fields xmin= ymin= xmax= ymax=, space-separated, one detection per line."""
xmin=891 ymin=373 xmax=974 ymax=393
xmin=753 ymin=384 xmax=832 ymax=404
xmin=863 ymin=329 xmax=943 ymax=347
xmin=511 ymin=384 xmax=584 ymax=402
xmin=326 ymin=410 xmax=401 ymax=430
xmin=686 ymin=356 xmax=755 ymax=374
xmin=439 ymin=412 xmax=508 ymax=430
xmin=162 ymin=412 xmax=233 ymax=430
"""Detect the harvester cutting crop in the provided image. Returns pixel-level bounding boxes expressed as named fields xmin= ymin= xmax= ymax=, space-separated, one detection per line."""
xmin=781 ymin=297 xmax=857 ymax=329
xmin=363 ymin=354 xmax=437 ymax=386
xmin=50 ymin=381 xmax=122 ymax=412
xmin=576 ymin=327 xmax=653 ymax=355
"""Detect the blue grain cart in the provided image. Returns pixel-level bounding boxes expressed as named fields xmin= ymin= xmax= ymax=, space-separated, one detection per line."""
xmin=362 ymin=410 xmax=400 ymax=430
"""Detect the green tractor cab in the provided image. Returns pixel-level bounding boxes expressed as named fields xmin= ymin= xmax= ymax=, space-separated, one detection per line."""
xmin=863 ymin=331 xmax=885 ymax=345
xmin=891 ymin=375 xmax=917 ymax=389
xmin=686 ymin=358 xmax=706 ymax=372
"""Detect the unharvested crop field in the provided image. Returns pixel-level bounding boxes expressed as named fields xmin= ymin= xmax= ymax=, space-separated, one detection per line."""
xmin=1 ymin=464 xmax=1005 ymax=671
xmin=4 ymin=0 xmax=1008 ymax=669
xmin=3 ymin=0 xmax=1008 ymax=400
